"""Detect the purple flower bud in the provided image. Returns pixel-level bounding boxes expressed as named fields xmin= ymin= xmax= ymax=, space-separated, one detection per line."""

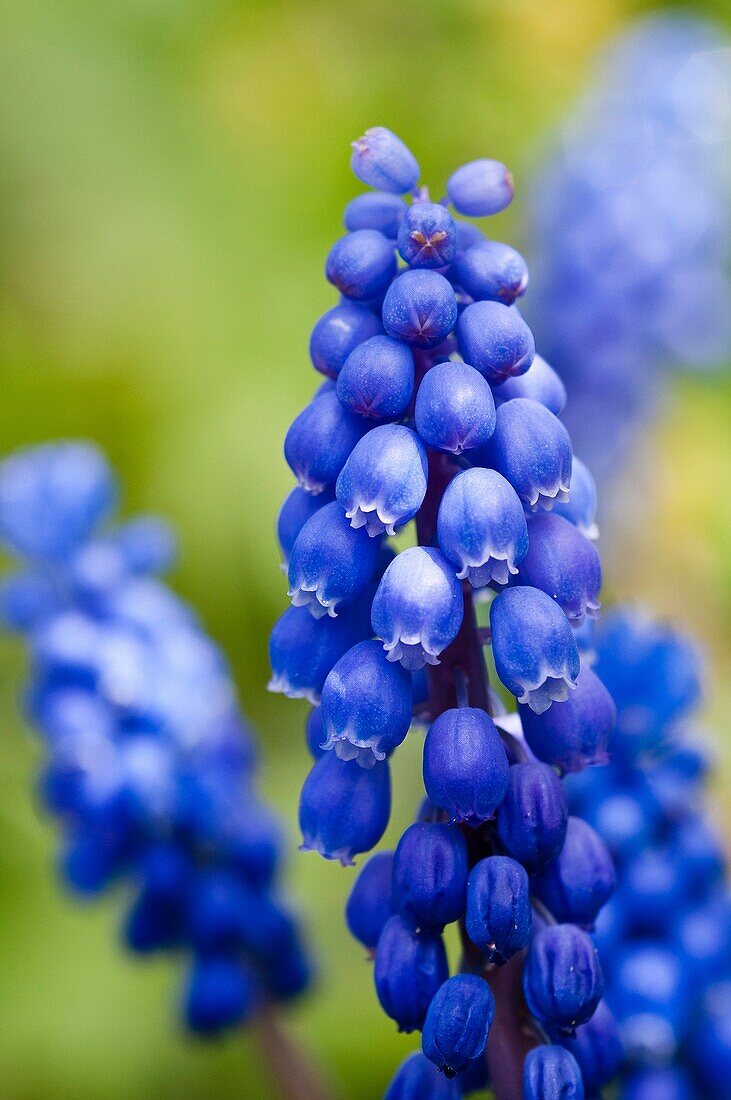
xmin=558 ymin=1000 xmax=623 ymax=1094
xmin=476 ymin=398 xmax=572 ymax=511
xmin=374 ymin=914 xmax=448 ymax=1032
xmin=490 ymin=586 xmax=580 ymax=713
xmin=336 ymin=335 xmax=414 ymax=420
xmin=452 ymin=240 xmax=528 ymax=305
xmin=446 ymin=159 xmax=514 ymax=217
xmin=320 ymin=639 xmax=413 ymax=766
xmin=382 ymin=270 xmax=457 ymax=349
xmin=496 ymin=762 xmax=568 ymax=870
xmin=523 ymin=1046 xmax=585 ymax=1100
xmin=344 ymin=192 xmax=408 ymax=239
xmin=466 ymin=855 xmax=532 ymax=964
xmin=414 ymin=362 xmax=496 ymax=455
xmin=345 ymin=850 xmax=395 ymax=951
xmin=326 ymin=230 xmax=397 ymax=301
xmin=372 ymin=547 xmax=463 ymax=671
xmin=351 ymin=127 xmax=420 ymax=194
xmin=287 ymin=501 xmax=382 ymax=618
xmin=519 ymin=514 xmax=601 ymax=623
xmin=493 ymin=354 xmax=566 ymax=416
xmin=284 ymin=391 xmax=368 ymax=495
xmin=437 ymin=468 xmax=528 ymax=587
xmin=532 ymin=816 xmax=616 ymax=929
xmin=299 ymin=753 xmax=391 ymax=865
xmin=552 ymin=457 xmax=598 ymax=539
xmin=392 ymin=822 xmax=468 ymax=930
xmin=276 ymin=486 xmax=334 ymax=567
xmin=309 ymin=300 xmax=383 ymax=379
xmin=397 ymin=202 xmax=456 ymax=269
xmin=457 ymin=302 xmax=535 ymax=383
xmin=523 ymin=923 xmax=604 ymax=1035
xmin=422 ymin=974 xmax=494 ymax=1077
xmin=385 ymin=1053 xmax=461 ymax=1100
xmin=423 ymin=707 xmax=509 ymax=825
xmin=268 ymin=603 xmax=369 ymax=703
xmin=519 ymin=665 xmax=615 ymax=774
xmin=336 ymin=424 xmax=427 ymax=536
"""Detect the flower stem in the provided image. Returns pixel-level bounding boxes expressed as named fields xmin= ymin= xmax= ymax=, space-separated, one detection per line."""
xmin=253 ymin=1008 xmax=339 ymax=1100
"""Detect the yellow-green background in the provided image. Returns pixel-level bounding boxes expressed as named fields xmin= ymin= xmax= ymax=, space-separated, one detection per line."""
xmin=0 ymin=1 xmax=729 ymax=1096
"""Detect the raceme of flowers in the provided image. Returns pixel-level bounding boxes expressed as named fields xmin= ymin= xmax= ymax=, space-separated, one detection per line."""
xmin=269 ymin=127 xmax=616 ymax=1097
xmin=0 ymin=442 xmax=310 ymax=1034
xmin=526 ymin=13 xmax=731 ymax=486
xmin=566 ymin=609 xmax=731 ymax=1099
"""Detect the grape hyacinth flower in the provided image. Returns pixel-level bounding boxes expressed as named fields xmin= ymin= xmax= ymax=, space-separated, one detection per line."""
xmin=526 ymin=14 xmax=731 ymax=493
xmin=0 ymin=442 xmax=310 ymax=1036
xmin=270 ymin=128 xmax=615 ymax=1098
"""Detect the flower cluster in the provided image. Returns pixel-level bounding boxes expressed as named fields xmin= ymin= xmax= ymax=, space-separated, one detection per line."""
xmin=270 ymin=128 xmax=616 ymax=1096
xmin=526 ymin=13 xmax=731 ymax=486
xmin=0 ymin=442 xmax=309 ymax=1034
xmin=567 ymin=609 xmax=731 ymax=1097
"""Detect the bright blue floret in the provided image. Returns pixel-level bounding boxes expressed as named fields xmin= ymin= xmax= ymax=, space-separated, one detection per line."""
xmin=268 ymin=602 xmax=369 ymax=702
xmin=320 ymin=639 xmax=413 ymax=765
xmin=493 ymin=353 xmax=566 ymax=416
xmin=453 ymin=240 xmax=528 ymax=305
xmin=326 ymin=229 xmax=397 ymax=301
xmin=309 ymin=299 xmax=383 ymax=379
xmin=392 ymin=822 xmax=468 ymax=930
xmin=345 ymin=850 xmax=395 ymax=951
xmin=374 ymin=914 xmax=448 ymax=1032
xmin=298 ymin=752 xmax=391 ymax=865
xmin=0 ymin=441 xmax=310 ymax=1035
xmin=465 ymin=855 xmax=532 ymax=964
xmin=336 ymin=424 xmax=427 ymax=536
xmin=336 ymin=335 xmax=414 ymax=420
xmin=344 ymin=191 xmax=408 ymax=238
xmin=284 ymin=390 xmax=368 ymax=493
xmin=422 ymin=707 xmax=509 ymax=825
xmin=457 ymin=301 xmax=535 ymax=383
xmin=436 ymin=467 xmax=528 ymax=587
xmin=414 ymin=361 xmax=496 ymax=455
xmin=523 ymin=1046 xmax=585 ymax=1100
xmin=397 ymin=202 xmax=456 ymax=269
xmin=446 ymin=159 xmax=514 ymax=217
xmin=350 ymin=127 xmax=420 ymax=194
xmin=475 ymin=397 xmax=572 ymax=510
xmin=519 ymin=513 xmax=601 ymax=622
xmin=523 ymin=923 xmax=604 ymax=1035
xmin=496 ymin=762 xmax=568 ymax=870
xmin=519 ymin=665 xmax=614 ymax=773
xmin=382 ymin=269 xmax=458 ymax=349
xmin=422 ymin=974 xmax=494 ymax=1077
xmin=276 ymin=485 xmax=334 ymax=566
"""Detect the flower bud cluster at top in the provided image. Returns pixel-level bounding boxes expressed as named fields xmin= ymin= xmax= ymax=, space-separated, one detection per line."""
xmin=526 ymin=13 xmax=731 ymax=489
xmin=565 ymin=609 xmax=731 ymax=1099
xmin=270 ymin=126 xmax=616 ymax=1098
xmin=0 ymin=442 xmax=310 ymax=1035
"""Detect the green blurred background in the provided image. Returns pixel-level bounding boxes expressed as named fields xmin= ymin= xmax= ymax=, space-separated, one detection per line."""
xmin=0 ymin=0 xmax=729 ymax=1096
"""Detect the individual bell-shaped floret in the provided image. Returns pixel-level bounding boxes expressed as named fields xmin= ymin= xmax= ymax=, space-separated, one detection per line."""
xmin=345 ymin=850 xmax=395 ymax=952
xmin=397 ymin=202 xmax=457 ymax=269
xmin=372 ymin=546 xmax=463 ymax=671
xmin=392 ymin=822 xmax=468 ymax=930
xmin=446 ymin=159 xmax=514 ymax=216
xmin=320 ymin=639 xmax=413 ymax=766
xmin=336 ymin=424 xmax=427 ymax=537
xmin=384 ymin=1053 xmax=461 ymax=1100
xmin=309 ymin=300 xmax=383 ymax=379
xmin=523 ymin=923 xmax=604 ymax=1036
xmin=284 ymin=391 xmax=368 ymax=494
xmin=490 ymin=586 xmax=580 ymax=713
xmin=457 ymin=301 xmax=535 ymax=383
xmin=374 ymin=914 xmax=448 ymax=1032
xmin=552 ymin=457 xmax=598 ymax=539
xmin=558 ymin=1000 xmax=624 ymax=1097
xmin=276 ymin=486 xmax=334 ymax=567
xmin=452 ymin=240 xmax=528 ymax=305
xmin=532 ymin=816 xmax=616 ymax=929
xmin=519 ymin=665 xmax=615 ymax=774
xmin=287 ymin=501 xmax=382 ymax=618
xmin=476 ymin=398 xmax=572 ymax=510
xmin=496 ymin=762 xmax=568 ymax=870
xmin=184 ymin=956 xmax=255 ymax=1034
xmin=422 ymin=974 xmax=495 ymax=1078
xmin=414 ymin=362 xmax=496 ymax=455
xmin=298 ymin=752 xmax=391 ymax=865
xmin=437 ymin=467 xmax=528 ymax=587
xmin=268 ymin=603 xmax=369 ymax=703
xmin=523 ymin=1046 xmax=585 ymax=1100
xmin=336 ymin=335 xmax=414 ymax=420
xmin=344 ymin=191 xmax=408 ymax=238
xmin=492 ymin=354 xmax=566 ymax=416
xmin=326 ymin=229 xmax=396 ymax=302
xmin=519 ymin=514 xmax=601 ymax=623
xmin=350 ymin=127 xmax=420 ymax=194
xmin=382 ymin=270 xmax=458 ymax=349
xmin=0 ymin=441 xmax=117 ymax=563
xmin=423 ymin=706 xmax=509 ymax=825
xmin=465 ymin=855 xmax=532 ymax=964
